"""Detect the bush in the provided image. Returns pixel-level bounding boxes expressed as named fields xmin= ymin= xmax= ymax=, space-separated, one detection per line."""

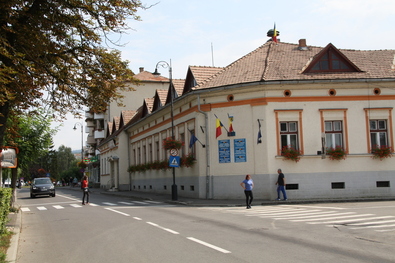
xmin=0 ymin=188 xmax=12 ymax=236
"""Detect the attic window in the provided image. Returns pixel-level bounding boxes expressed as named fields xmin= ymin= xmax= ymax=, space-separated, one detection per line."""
xmin=304 ymin=44 xmax=361 ymax=73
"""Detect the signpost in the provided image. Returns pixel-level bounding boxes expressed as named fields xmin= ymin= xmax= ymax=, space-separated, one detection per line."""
xmin=169 ymin=148 xmax=180 ymax=167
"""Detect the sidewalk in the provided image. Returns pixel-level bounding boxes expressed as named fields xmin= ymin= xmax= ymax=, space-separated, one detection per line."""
xmin=65 ymin=186 xmax=395 ymax=207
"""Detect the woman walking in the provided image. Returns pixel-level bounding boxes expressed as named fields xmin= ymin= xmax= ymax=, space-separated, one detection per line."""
xmin=240 ymin=174 xmax=254 ymax=209
xmin=81 ymin=175 xmax=90 ymax=205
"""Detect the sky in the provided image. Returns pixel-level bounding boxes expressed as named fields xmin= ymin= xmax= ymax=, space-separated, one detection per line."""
xmin=51 ymin=0 xmax=395 ymax=151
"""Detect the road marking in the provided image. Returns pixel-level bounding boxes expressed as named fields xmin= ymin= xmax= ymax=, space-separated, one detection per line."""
xmin=187 ymin=237 xmax=231 ymax=254
xmin=89 ymin=203 xmax=99 ymax=206
xmin=376 ymin=228 xmax=395 ymax=232
xmin=70 ymin=204 xmax=82 ymax=208
xmin=133 ymin=201 xmax=149 ymax=205
xmin=56 ymin=194 xmax=80 ymax=202
xmin=118 ymin=202 xmax=134 ymax=205
xmin=351 ymin=223 xmax=395 ymax=230
xmin=37 ymin=207 xmax=47 ymax=211
xmin=317 ymin=215 xmax=393 ymax=225
xmin=133 ymin=217 xmax=142 ymax=220
xmin=53 ymin=205 xmax=64 ymax=209
xmin=250 ymin=209 xmax=322 ymax=217
xmin=105 ymin=208 xmax=130 ymax=217
xmin=273 ymin=211 xmax=337 ymax=220
xmin=145 ymin=201 xmax=162 ymax=204
xmin=281 ymin=205 xmax=346 ymax=210
xmin=291 ymin=212 xmax=356 ymax=222
xmin=21 ymin=208 xmax=30 ymax=212
xmin=102 ymin=202 xmax=117 ymax=206
xmin=348 ymin=219 xmax=395 ymax=226
xmin=146 ymin=222 xmax=179 ymax=235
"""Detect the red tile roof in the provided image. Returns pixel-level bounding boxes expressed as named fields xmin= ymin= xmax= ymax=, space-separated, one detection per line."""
xmin=134 ymin=70 xmax=169 ymax=82
xmin=197 ymin=41 xmax=395 ymax=89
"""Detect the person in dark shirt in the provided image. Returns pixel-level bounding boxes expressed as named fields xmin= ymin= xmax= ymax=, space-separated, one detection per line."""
xmin=275 ymin=169 xmax=288 ymax=201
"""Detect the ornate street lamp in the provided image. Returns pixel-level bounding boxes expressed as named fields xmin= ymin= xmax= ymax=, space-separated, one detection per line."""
xmin=73 ymin=122 xmax=84 ymax=161
xmin=153 ymin=60 xmax=177 ymax=201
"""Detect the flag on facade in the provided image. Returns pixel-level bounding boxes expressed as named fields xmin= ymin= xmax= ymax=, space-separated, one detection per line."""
xmin=216 ymin=118 xmax=222 ymax=138
xmin=188 ymin=129 xmax=205 ymax=148
xmin=257 ymin=119 xmax=262 ymax=144
xmin=228 ymin=114 xmax=234 ymax=133
xmin=189 ymin=132 xmax=198 ymax=148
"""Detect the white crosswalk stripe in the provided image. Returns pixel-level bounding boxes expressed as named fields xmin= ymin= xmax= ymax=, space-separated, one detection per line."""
xmin=102 ymin=202 xmax=117 ymax=206
xmin=20 ymin=199 xmax=165 ymax=212
xmin=202 ymin=205 xmax=395 ymax=233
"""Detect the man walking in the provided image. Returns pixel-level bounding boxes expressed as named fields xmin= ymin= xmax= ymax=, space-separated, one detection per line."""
xmin=276 ymin=169 xmax=287 ymax=201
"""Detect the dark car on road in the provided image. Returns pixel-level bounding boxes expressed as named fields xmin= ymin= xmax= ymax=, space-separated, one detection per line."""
xmin=30 ymin=178 xmax=56 ymax=198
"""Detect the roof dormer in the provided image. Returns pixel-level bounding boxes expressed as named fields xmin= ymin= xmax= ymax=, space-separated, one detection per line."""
xmin=303 ymin=43 xmax=362 ymax=73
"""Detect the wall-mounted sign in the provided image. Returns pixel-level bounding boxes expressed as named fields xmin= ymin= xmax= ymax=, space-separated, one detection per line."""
xmin=1 ymin=147 xmax=18 ymax=168
xmin=234 ymin=138 xmax=247 ymax=163
xmin=218 ymin=140 xmax=231 ymax=163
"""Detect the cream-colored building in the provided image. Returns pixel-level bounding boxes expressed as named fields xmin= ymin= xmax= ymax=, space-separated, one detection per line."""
xmin=97 ymin=39 xmax=395 ymax=200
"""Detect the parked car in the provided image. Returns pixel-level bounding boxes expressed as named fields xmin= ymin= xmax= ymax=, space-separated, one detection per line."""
xmin=30 ymin=178 xmax=56 ymax=198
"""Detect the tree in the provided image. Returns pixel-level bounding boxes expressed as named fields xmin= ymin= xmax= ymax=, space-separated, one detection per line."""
xmin=2 ymin=111 xmax=55 ymax=206
xmin=55 ymin=145 xmax=77 ymax=177
xmin=0 ymin=0 xmax=145 ymax=147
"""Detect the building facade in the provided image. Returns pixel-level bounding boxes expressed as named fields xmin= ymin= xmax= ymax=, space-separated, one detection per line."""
xmin=96 ymin=39 xmax=395 ymax=200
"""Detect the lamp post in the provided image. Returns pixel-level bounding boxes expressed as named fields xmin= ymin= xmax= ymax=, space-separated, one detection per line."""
xmin=73 ymin=122 xmax=84 ymax=161
xmin=153 ymin=60 xmax=177 ymax=201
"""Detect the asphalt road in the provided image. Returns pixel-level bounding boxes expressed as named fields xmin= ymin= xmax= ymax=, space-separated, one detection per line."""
xmin=15 ymin=188 xmax=395 ymax=263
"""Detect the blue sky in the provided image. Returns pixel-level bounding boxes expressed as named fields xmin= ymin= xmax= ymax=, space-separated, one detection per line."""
xmin=52 ymin=0 xmax=395 ymax=150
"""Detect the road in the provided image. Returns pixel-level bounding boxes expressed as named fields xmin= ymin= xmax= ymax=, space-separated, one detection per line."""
xmin=15 ymin=188 xmax=395 ymax=263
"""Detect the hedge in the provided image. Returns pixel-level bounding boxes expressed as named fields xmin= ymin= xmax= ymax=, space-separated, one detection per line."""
xmin=0 ymin=188 xmax=11 ymax=235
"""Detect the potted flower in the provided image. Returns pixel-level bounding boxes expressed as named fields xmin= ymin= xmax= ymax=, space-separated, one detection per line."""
xmin=162 ymin=137 xmax=184 ymax=150
xmin=180 ymin=153 xmax=196 ymax=167
xmin=281 ymin=146 xmax=302 ymax=162
xmin=77 ymin=161 xmax=87 ymax=169
xmin=326 ymin=146 xmax=346 ymax=161
xmin=371 ymin=145 xmax=393 ymax=160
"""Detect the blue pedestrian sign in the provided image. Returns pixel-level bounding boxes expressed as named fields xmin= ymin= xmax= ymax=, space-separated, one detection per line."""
xmin=169 ymin=156 xmax=180 ymax=167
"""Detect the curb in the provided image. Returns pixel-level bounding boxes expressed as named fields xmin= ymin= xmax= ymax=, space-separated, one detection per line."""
xmin=6 ymin=210 xmax=21 ymax=263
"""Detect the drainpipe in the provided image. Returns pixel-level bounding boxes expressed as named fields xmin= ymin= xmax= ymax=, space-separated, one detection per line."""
xmin=127 ymin=134 xmax=132 ymax=191
xmin=197 ymin=95 xmax=211 ymax=199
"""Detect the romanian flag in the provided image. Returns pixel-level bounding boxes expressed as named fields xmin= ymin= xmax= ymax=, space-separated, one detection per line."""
xmin=272 ymin=23 xmax=278 ymax=43
xmin=216 ymin=118 xmax=222 ymax=138
xmin=228 ymin=115 xmax=234 ymax=133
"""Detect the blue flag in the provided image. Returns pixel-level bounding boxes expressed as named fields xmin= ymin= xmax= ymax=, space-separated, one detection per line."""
xmin=189 ymin=133 xmax=198 ymax=148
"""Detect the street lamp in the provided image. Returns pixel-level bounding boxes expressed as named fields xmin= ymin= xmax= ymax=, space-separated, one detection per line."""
xmin=73 ymin=122 xmax=84 ymax=161
xmin=153 ymin=60 xmax=177 ymax=201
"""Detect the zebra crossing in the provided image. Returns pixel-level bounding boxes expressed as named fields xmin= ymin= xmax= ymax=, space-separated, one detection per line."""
xmin=20 ymin=200 xmax=164 ymax=212
xmin=202 ymin=205 xmax=395 ymax=233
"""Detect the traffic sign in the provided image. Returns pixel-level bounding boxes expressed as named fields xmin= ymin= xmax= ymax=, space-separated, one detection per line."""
xmin=169 ymin=156 xmax=180 ymax=167
xmin=170 ymin=148 xmax=179 ymax=156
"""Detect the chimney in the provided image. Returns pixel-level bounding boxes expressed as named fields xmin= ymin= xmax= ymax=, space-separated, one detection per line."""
xmin=298 ymin=39 xmax=308 ymax=51
xmin=139 ymin=67 xmax=144 ymax=73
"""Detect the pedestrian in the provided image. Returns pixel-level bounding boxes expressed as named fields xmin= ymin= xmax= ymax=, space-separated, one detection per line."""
xmin=275 ymin=169 xmax=288 ymax=201
xmin=240 ymin=174 xmax=254 ymax=209
xmin=81 ymin=175 xmax=89 ymax=205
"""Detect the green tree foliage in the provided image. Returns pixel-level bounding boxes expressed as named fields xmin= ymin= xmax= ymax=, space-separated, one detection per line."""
xmin=3 ymin=110 xmax=56 ymax=181
xmin=0 ymin=0 xmax=145 ymax=147
xmin=56 ymin=145 xmax=77 ymax=174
